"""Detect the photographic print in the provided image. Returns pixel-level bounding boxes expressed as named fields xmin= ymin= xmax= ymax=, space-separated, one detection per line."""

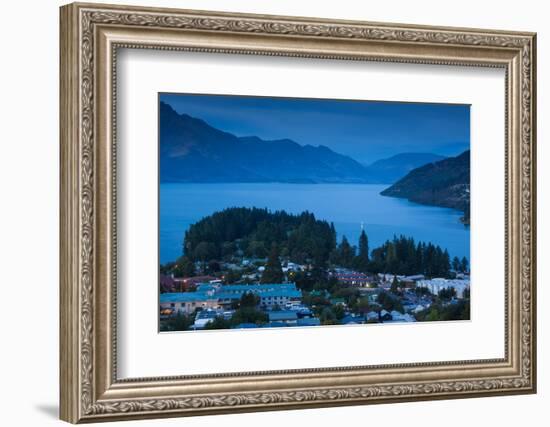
xmin=158 ymin=93 xmax=471 ymax=332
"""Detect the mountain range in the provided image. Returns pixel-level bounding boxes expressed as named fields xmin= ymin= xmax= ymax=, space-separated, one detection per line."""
xmin=159 ymin=102 xmax=446 ymax=184
xmin=161 ymin=102 xmax=368 ymax=184
xmin=380 ymin=150 xmax=470 ymax=223
xmin=363 ymin=152 xmax=446 ymax=184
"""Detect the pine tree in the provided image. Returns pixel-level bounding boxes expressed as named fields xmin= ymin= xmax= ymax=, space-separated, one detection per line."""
xmin=338 ymin=236 xmax=355 ymax=268
xmin=415 ymin=242 xmax=424 ymax=274
xmin=460 ymin=256 xmax=469 ymax=273
xmin=442 ymin=249 xmax=451 ymax=277
xmin=386 ymin=241 xmax=397 ymax=273
xmin=452 ymin=256 xmax=461 ymax=272
xmin=330 ymin=222 xmax=337 ymax=248
xmin=390 ymin=275 xmax=399 ymax=293
xmin=172 ymin=256 xmax=195 ymax=278
xmin=261 ymin=245 xmax=284 ymax=283
xmin=356 ymin=229 xmax=370 ymax=272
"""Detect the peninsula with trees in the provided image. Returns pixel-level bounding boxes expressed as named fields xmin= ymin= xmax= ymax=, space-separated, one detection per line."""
xmin=380 ymin=150 xmax=471 ymax=225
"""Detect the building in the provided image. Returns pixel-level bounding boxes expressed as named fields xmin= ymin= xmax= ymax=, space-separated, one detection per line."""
xmin=159 ymin=292 xmax=220 ymax=315
xmin=173 ymin=275 xmax=218 ymax=292
xmin=268 ymin=310 xmax=298 ymax=325
xmin=341 ymin=314 xmax=363 ymax=325
xmin=378 ymin=273 xmax=397 ymax=283
xmin=201 ymin=283 xmax=302 ymax=309
xmin=329 ymin=297 xmax=346 ymax=307
xmin=232 ymin=323 xmax=259 ymax=329
xmin=297 ymin=317 xmax=321 ymax=327
xmin=282 ymin=262 xmax=304 ymax=273
xmin=160 ymin=274 xmax=176 ymax=293
xmin=365 ymin=311 xmax=379 ymax=322
xmin=388 ymin=311 xmax=416 ymax=322
xmin=416 ymin=278 xmax=470 ymax=298
xmin=399 ymin=274 xmax=425 ymax=288
xmin=192 ymin=309 xmax=220 ymax=329
xmin=159 ymin=283 xmax=302 ymax=315
xmin=331 ymin=270 xmax=373 ymax=287
xmin=379 ymin=310 xmax=392 ymax=321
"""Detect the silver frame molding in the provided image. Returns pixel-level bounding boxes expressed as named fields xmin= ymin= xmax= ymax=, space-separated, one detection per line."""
xmin=60 ymin=2 xmax=537 ymax=423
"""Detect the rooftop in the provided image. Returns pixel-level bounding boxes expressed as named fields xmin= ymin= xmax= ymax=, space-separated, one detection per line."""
xmin=297 ymin=318 xmax=321 ymax=326
xmin=268 ymin=311 xmax=299 ymax=321
xmin=232 ymin=323 xmax=259 ymax=329
xmin=417 ymin=278 xmax=470 ymax=288
xmin=161 ymin=283 xmax=302 ymax=304
xmin=160 ymin=292 xmax=211 ymax=303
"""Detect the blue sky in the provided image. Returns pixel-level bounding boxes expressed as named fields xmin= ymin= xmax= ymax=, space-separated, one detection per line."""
xmin=160 ymin=93 xmax=470 ymax=165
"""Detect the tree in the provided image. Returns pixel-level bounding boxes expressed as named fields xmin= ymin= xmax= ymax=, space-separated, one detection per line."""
xmin=261 ymin=245 xmax=284 ymax=283
xmin=332 ymin=304 xmax=346 ymax=320
xmin=230 ymin=307 xmax=268 ymax=325
xmin=363 ymin=235 xmax=451 ymax=277
xmin=193 ymin=241 xmax=217 ymax=271
xmin=358 ymin=230 xmax=369 ymax=259
xmin=390 ymin=275 xmax=400 ymax=294
xmin=293 ymin=270 xmax=315 ymax=292
xmin=329 ymin=249 xmax=340 ymax=266
xmin=184 ymin=207 xmax=336 ymax=267
xmin=356 ymin=297 xmax=370 ymax=314
xmin=415 ymin=286 xmax=431 ymax=297
xmin=221 ymin=241 xmax=237 ymax=261
xmin=203 ymin=316 xmax=232 ymax=330
xmin=415 ymin=242 xmax=424 ymax=274
xmin=415 ymin=300 xmax=469 ymax=322
xmin=207 ymin=260 xmax=221 ymax=273
xmin=460 ymin=256 xmax=469 ymax=273
xmin=240 ymin=292 xmax=260 ymax=308
xmin=438 ymin=287 xmax=456 ymax=301
xmin=337 ymin=236 xmax=355 ymax=268
xmin=320 ymin=307 xmax=337 ymax=324
xmin=160 ymin=261 xmax=176 ymax=275
xmin=224 ymin=269 xmax=242 ymax=284
xmin=376 ymin=291 xmax=404 ymax=313
xmin=326 ymin=275 xmax=339 ymax=294
xmin=438 ymin=249 xmax=451 ymax=278
xmin=246 ymin=240 xmax=268 ymax=258
xmin=424 ymin=243 xmax=436 ymax=277
xmin=354 ymin=230 xmax=370 ymax=272
xmin=330 ymin=222 xmax=337 ymax=248
xmin=386 ymin=241 xmax=398 ymax=273
xmin=452 ymin=256 xmax=461 ymax=272
xmin=171 ymin=256 xmax=195 ymax=278
xmin=311 ymin=244 xmax=329 ymax=283
xmin=160 ymin=313 xmax=194 ymax=332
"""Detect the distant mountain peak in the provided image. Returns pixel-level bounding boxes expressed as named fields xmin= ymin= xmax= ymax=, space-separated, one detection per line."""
xmin=364 ymin=152 xmax=447 ymax=184
xmin=375 ymin=152 xmax=446 ymax=161
xmin=160 ymin=103 xmax=373 ymax=184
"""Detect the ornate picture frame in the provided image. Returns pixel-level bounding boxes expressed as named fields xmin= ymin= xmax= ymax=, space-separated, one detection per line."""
xmin=60 ymin=2 xmax=536 ymax=423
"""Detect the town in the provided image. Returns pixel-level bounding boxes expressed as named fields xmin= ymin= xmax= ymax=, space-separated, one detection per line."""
xmin=160 ymin=240 xmax=470 ymax=331
xmin=159 ymin=207 xmax=470 ymax=331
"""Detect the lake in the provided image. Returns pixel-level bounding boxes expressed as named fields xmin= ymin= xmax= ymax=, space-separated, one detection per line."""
xmin=159 ymin=183 xmax=469 ymax=265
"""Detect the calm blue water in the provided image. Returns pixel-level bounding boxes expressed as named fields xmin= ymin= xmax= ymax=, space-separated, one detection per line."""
xmin=159 ymin=183 xmax=469 ymax=264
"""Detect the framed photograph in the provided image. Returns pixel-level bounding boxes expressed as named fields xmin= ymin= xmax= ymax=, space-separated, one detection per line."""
xmin=60 ymin=2 xmax=537 ymax=423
